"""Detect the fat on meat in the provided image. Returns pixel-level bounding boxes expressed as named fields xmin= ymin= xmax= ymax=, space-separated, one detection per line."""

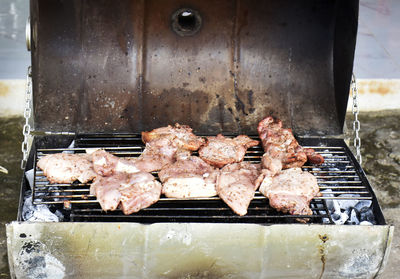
xmin=90 ymin=172 xmax=161 ymax=214
xmin=159 ymin=156 xmax=219 ymax=198
xmin=217 ymin=162 xmax=262 ymax=216
xmin=258 ymin=168 xmax=321 ymax=216
xmin=257 ymin=116 xmax=324 ymax=174
xmin=37 ymin=153 xmax=96 ymax=184
xmin=199 ymin=134 xmax=259 ymax=168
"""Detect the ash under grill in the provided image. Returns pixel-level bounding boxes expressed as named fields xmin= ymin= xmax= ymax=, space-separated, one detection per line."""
xmin=30 ymin=135 xmax=381 ymax=224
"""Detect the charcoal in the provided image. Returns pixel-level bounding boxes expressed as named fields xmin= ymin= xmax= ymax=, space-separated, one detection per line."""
xmin=360 ymin=207 xmax=376 ymax=224
xmin=348 ymin=208 xmax=360 ymax=225
xmin=332 ymin=211 xmax=349 ymax=225
xmin=337 ymin=194 xmax=360 ymax=209
xmin=22 ymin=192 xmax=60 ymax=222
xmin=354 ymin=200 xmax=372 ymax=211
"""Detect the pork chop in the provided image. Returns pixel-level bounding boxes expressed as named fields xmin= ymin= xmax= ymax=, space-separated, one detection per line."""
xmin=37 ymin=153 xmax=97 ymax=184
xmin=259 ymin=168 xmax=321 ymax=216
xmin=159 ymin=156 xmax=219 ymax=198
xmin=217 ymin=162 xmax=262 ymax=216
xmin=199 ymin=134 xmax=259 ymax=168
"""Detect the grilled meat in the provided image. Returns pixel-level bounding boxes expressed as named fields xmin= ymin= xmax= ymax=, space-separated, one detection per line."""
xmin=159 ymin=156 xmax=219 ymax=198
xmin=119 ymin=172 xmax=162 ymax=215
xmin=135 ymin=137 xmax=181 ymax=172
xmin=142 ymin=123 xmax=205 ymax=151
xmin=137 ymin=124 xmax=205 ymax=172
xmin=257 ymin=116 xmax=324 ymax=174
xmin=90 ymin=172 xmax=161 ymax=214
xmin=37 ymin=153 xmax=96 ymax=184
xmin=304 ymin=148 xmax=325 ymax=165
xmin=259 ymin=168 xmax=321 ymax=215
xmin=199 ymin=134 xmax=259 ymax=168
xmin=217 ymin=162 xmax=262 ymax=216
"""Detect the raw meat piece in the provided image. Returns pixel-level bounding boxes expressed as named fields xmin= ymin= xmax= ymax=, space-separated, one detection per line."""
xmin=259 ymin=168 xmax=321 ymax=216
xmin=199 ymin=134 xmax=259 ymax=168
xmin=142 ymin=123 xmax=205 ymax=151
xmin=257 ymin=116 xmax=324 ymax=174
xmin=217 ymin=162 xmax=262 ymax=216
xmin=159 ymin=156 xmax=219 ymax=198
xmin=37 ymin=153 xmax=96 ymax=184
xmin=90 ymin=172 xmax=161 ymax=213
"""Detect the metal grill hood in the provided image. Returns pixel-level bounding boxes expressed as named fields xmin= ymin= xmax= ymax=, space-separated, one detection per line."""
xmin=30 ymin=0 xmax=358 ymax=136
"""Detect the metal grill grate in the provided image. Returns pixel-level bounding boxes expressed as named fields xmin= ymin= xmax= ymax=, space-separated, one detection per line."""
xmin=31 ymin=135 xmax=374 ymax=224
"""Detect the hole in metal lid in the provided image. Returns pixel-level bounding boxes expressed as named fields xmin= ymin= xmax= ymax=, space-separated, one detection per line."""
xmin=171 ymin=8 xmax=202 ymax=37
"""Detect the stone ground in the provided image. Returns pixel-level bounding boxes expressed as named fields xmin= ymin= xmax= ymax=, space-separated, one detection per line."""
xmin=0 ymin=111 xmax=399 ymax=278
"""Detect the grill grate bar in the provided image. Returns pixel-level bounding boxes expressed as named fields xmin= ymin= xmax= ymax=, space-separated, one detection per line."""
xmin=317 ymin=181 xmax=362 ymax=184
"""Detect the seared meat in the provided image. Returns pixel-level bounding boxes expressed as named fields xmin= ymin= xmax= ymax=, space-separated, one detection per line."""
xmin=304 ymin=148 xmax=325 ymax=165
xmin=259 ymin=168 xmax=321 ymax=215
xmin=217 ymin=162 xmax=262 ymax=216
xmin=37 ymin=153 xmax=96 ymax=184
xmin=159 ymin=156 xmax=219 ymax=198
xmin=199 ymin=134 xmax=259 ymax=168
xmin=92 ymin=149 xmax=139 ymax=176
xmin=257 ymin=116 xmax=324 ymax=174
xmin=90 ymin=172 xmax=161 ymax=214
xmin=142 ymin=123 xmax=205 ymax=151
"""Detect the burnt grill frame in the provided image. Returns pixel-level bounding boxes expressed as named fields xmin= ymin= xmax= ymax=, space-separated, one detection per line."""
xmin=17 ymin=134 xmax=386 ymax=225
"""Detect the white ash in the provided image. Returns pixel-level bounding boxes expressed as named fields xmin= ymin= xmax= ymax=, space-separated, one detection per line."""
xmin=22 ymin=192 xmax=62 ymax=222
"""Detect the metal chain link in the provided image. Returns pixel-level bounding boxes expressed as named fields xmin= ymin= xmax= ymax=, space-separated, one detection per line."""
xmin=21 ymin=66 xmax=32 ymax=169
xmin=351 ymin=73 xmax=362 ymax=165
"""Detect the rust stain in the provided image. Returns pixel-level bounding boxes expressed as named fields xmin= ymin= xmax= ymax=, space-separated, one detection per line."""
xmin=355 ymin=80 xmax=400 ymax=96
xmin=318 ymin=234 xmax=329 ymax=279
xmin=0 ymin=82 xmax=10 ymax=97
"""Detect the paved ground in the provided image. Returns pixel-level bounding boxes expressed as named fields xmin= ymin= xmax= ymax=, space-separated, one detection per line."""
xmin=0 ymin=111 xmax=399 ymax=278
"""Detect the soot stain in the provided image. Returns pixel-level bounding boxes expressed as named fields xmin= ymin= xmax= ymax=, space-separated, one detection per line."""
xmin=235 ymin=95 xmax=247 ymax=116
xmin=247 ymin=90 xmax=254 ymax=107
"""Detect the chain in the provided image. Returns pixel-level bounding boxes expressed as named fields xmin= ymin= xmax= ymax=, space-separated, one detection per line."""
xmin=351 ymin=73 xmax=362 ymax=165
xmin=21 ymin=66 xmax=32 ymax=169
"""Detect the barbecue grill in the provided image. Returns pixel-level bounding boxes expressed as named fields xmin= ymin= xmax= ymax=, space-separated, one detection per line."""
xmin=7 ymin=0 xmax=393 ymax=278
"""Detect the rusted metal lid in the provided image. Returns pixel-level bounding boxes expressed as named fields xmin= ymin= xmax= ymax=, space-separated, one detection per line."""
xmin=30 ymin=0 xmax=358 ymax=136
